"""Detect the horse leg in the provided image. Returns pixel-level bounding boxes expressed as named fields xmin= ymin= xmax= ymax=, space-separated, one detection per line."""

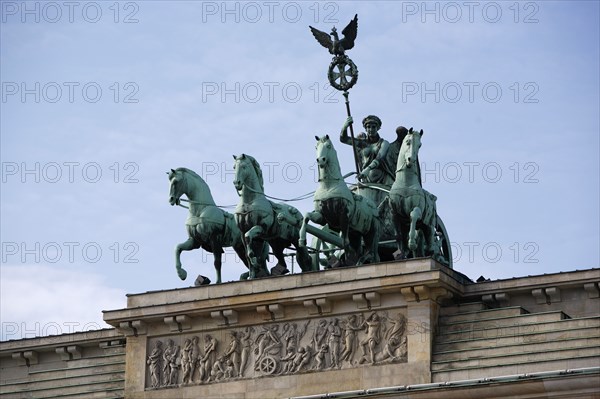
xmin=210 ymin=237 xmax=224 ymax=284
xmin=299 ymin=210 xmax=324 ymax=247
xmin=175 ymin=237 xmax=201 ymax=280
xmin=269 ymin=239 xmax=289 ymax=276
xmin=347 ymin=231 xmax=362 ymax=266
xmin=391 ymin=210 xmax=406 ymax=260
xmin=423 ymin=223 xmax=437 ymax=259
xmin=341 ymin=205 xmax=357 ymax=265
xmin=298 ymin=210 xmax=325 ymax=271
xmin=233 ymin=239 xmax=250 ymax=268
xmin=421 ymin=206 xmax=440 ymax=261
xmin=356 ymin=201 xmax=382 ymax=265
xmin=423 ymin=196 xmax=441 ymax=261
xmin=245 ymin=225 xmax=265 ymax=279
xmin=294 ymin=239 xmax=314 ymax=272
xmin=357 ymin=237 xmax=371 ymax=265
xmin=399 ymin=218 xmax=411 ymax=258
xmin=258 ymin=241 xmax=270 ymax=276
xmin=238 ymin=237 xmax=251 ymax=280
xmin=366 ymin=219 xmax=381 ymax=264
xmin=408 ymin=207 xmax=423 ymax=257
xmin=238 ymin=239 xmax=267 ymax=280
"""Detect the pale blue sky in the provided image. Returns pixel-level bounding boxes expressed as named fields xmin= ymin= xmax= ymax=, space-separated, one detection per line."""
xmin=1 ymin=1 xmax=598 ymax=339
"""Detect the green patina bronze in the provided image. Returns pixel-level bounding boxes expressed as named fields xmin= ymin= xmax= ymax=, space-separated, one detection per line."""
xmin=233 ymin=154 xmax=314 ymax=278
xmin=164 ymin=14 xmax=453 ymax=285
xmin=311 ymin=15 xmax=362 ymax=177
xmin=385 ymin=129 xmax=452 ymax=267
xmin=168 ymin=167 xmax=254 ymax=284
xmin=340 ymin=115 xmax=397 ymax=207
xmin=299 ymin=135 xmax=380 ymax=266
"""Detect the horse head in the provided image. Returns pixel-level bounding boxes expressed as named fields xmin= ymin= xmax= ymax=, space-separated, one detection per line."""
xmin=399 ymin=128 xmax=423 ymax=170
xmin=233 ymin=154 xmax=264 ymax=193
xmin=168 ymin=167 xmax=213 ymax=207
xmin=315 ymin=134 xmax=343 ymax=181
xmin=168 ymin=168 xmax=185 ymax=206
xmin=315 ymin=134 xmax=333 ymax=168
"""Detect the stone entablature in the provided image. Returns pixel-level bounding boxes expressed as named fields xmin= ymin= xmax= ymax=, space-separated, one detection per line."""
xmin=0 ymin=329 xmax=125 ymax=399
xmin=103 ymin=258 xmax=457 ymax=397
xmin=101 ymin=262 xmax=600 ymax=398
xmin=3 ymin=265 xmax=598 ymax=398
xmin=460 ymin=268 xmax=600 ymax=317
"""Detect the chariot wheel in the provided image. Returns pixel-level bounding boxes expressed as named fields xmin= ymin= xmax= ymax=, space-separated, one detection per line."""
xmin=328 ymin=55 xmax=358 ymax=91
xmin=309 ymin=226 xmax=344 ymax=270
xmin=259 ymin=355 xmax=278 ymax=375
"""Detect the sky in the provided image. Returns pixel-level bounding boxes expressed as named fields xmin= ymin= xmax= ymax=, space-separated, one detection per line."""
xmin=1 ymin=1 xmax=598 ymax=340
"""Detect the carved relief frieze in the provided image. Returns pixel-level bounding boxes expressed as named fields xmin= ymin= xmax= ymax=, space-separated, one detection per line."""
xmin=144 ymin=311 xmax=408 ymax=389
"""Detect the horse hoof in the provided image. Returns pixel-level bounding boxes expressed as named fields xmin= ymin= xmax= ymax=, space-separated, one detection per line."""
xmin=255 ymin=268 xmax=271 ymax=278
xmin=328 ymin=255 xmax=342 ymax=269
xmin=178 ymin=269 xmax=188 ymax=280
xmin=271 ymin=263 xmax=289 ymax=276
xmin=357 ymin=255 xmax=372 ymax=266
xmin=194 ymin=275 xmax=211 ymax=286
xmin=393 ymin=250 xmax=406 ymax=261
xmin=343 ymin=252 xmax=358 ymax=266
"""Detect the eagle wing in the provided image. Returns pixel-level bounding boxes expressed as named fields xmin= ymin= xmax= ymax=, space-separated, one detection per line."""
xmin=339 ymin=14 xmax=358 ymax=51
xmin=310 ymin=26 xmax=333 ymax=53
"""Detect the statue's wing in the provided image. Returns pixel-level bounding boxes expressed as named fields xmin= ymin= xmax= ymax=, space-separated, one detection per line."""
xmin=310 ymin=26 xmax=333 ymax=51
xmin=340 ymin=14 xmax=358 ymax=51
xmin=379 ymin=133 xmax=402 ymax=185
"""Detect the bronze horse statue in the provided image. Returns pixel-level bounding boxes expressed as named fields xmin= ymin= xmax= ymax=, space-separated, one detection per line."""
xmin=299 ymin=135 xmax=381 ymax=265
xmin=386 ymin=129 xmax=451 ymax=265
xmin=168 ymin=167 xmax=252 ymax=283
xmin=233 ymin=154 xmax=313 ymax=278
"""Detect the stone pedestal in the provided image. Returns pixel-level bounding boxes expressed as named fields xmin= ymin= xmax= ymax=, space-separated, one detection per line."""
xmin=103 ymin=259 xmax=461 ymax=398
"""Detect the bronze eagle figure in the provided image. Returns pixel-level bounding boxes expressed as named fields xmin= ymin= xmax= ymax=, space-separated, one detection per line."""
xmin=309 ymin=14 xmax=358 ymax=56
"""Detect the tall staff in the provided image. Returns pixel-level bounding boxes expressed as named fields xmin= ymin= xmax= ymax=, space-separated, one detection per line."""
xmin=310 ymin=14 xmax=361 ymax=178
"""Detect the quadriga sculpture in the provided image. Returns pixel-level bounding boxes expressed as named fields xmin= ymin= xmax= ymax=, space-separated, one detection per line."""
xmin=168 ymin=167 xmax=252 ymax=283
xmin=299 ymin=135 xmax=381 ymax=265
xmin=232 ymin=154 xmax=313 ymax=278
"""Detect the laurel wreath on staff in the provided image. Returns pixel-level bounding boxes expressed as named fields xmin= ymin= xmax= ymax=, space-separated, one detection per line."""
xmin=309 ymin=14 xmax=362 ymax=179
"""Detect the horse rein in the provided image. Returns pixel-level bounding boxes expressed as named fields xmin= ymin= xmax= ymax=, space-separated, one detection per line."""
xmin=178 ymin=198 xmax=236 ymax=210
xmin=236 ymin=183 xmax=314 ymax=203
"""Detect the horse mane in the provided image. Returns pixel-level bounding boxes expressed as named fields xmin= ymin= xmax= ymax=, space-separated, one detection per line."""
xmin=319 ymin=136 xmax=343 ymax=178
xmin=174 ymin=167 xmax=215 ymax=204
xmin=175 ymin=167 xmax=204 ymax=182
xmin=242 ymin=155 xmax=264 ymax=191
